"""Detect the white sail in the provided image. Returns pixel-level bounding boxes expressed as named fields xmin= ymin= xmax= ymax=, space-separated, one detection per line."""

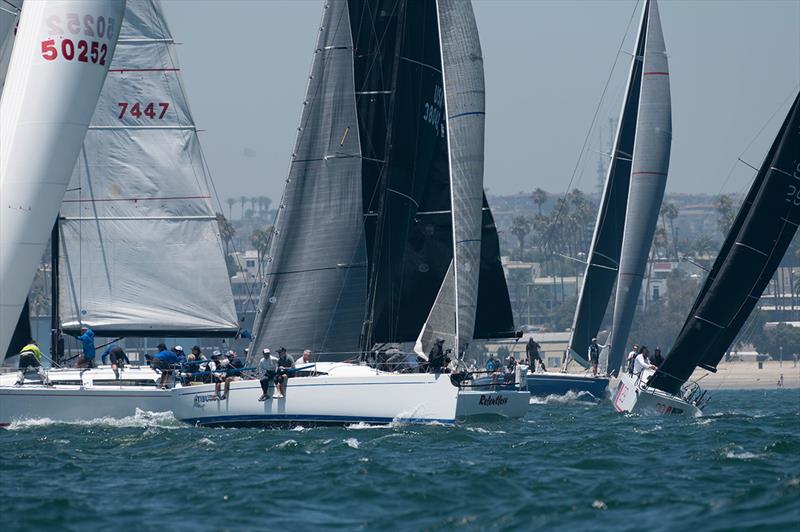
xmin=0 ymin=0 xmax=22 ymax=92
xmin=417 ymin=0 xmax=485 ymax=357
xmin=0 ymin=0 xmax=125 ymax=362
xmin=58 ymin=0 xmax=238 ymax=337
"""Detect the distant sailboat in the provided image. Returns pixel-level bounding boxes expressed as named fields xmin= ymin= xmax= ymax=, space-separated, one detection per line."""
xmin=0 ymin=0 xmax=126 ymax=363
xmin=614 ymin=92 xmax=800 ymax=416
xmin=1 ymin=0 xmax=237 ymax=424
xmin=566 ymin=0 xmax=671 ymax=377
xmin=174 ymin=0 xmax=528 ymax=428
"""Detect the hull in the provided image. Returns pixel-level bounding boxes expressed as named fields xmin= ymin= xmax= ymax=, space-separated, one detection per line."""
xmin=612 ymin=371 xmax=702 ymax=416
xmin=455 ymin=389 xmax=529 ymax=419
xmin=527 ymin=372 xmax=609 ymax=400
xmin=172 ymin=364 xmax=459 ymax=427
xmin=0 ymin=366 xmax=172 ymax=426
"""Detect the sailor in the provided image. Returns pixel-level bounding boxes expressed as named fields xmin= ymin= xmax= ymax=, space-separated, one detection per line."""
xmin=217 ymin=352 xmax=244 ymax=400
xmin=102 ymin=345 xmax=130 ymax=379
xmin=485 ymin=353 xmax=500 ymax=373
xmin=297 ymin=349 xmax=313 ymax=367
xmin=651 ymin=346 xmax=664 ymax=367
xmin=15 ymin=339 xmax=50 ymax=386
xmin=588 ymin=337 xmax=608 ymax=377
xmin=183 ymin=353 xmax=200 ymax=385
xmin=506 ymin=354 xmax=517 ymax=372
xmin=428 ymin=338 xmax=446 ymax=373
xmin=257 ymin=348 xmax=278 ymax=401
xmin=191 ymin=345 xmax=206 ymax=361
xmin=526 ymin=338 xmax=545 ymax=373
xmin=274 ymin=347 xmax=294 ymax=399
xmin=626 ymin=344 xmax=639 ymax=375
xmin=73 ymin=326 xmax=96 ymax=368
xmin=632 ymin=346 xmax=656 ymax=377
xmin=174 ymin=345 xmax=187 ymax=363
xmin=152 ymin=343 xmax=178 ymax=389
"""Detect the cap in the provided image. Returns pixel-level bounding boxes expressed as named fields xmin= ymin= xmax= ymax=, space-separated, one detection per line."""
xmin=278 ymin=347 xmax=287 ymax=353
xmin=174 ymin=345 xmax=184 ymax=352
xmin=157 ymin=343 xmax=167 ymax=350
xmin=263 ymin=348 xmax=271 ymax=355
xmin=227 ymin=350 xmax=236 ymax=356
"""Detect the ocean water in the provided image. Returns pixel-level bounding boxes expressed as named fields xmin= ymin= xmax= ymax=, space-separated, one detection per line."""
xmin=1 ymin=389 xmax=798 ymax=531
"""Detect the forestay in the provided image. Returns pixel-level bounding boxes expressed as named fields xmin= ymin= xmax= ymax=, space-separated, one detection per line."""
xmin=248 ymin=0 xmax=367 ymax=359
xmin=650 ymin=93 xmax=800 ymax=395
xmin=607 ymin=0 xmax=671 ymax=375
xmin=0 ymin=0 xmax=125 ymax=362
xmin=59 ymin=0 xmax=238 ymax=337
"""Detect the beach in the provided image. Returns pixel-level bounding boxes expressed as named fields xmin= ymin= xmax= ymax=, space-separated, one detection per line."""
xmin=690 ymin=359 xmax=800 ymax=390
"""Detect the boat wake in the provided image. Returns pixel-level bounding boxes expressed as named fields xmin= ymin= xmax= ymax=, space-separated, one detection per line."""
xmin=5 ymin=409 xmax=181 ymax=431
xmin=529 ymin=390 xmax=598 ymax=405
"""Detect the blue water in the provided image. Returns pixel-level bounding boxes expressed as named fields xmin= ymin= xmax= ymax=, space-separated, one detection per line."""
xmin=1 ymin=389 xmax=798 ymax=531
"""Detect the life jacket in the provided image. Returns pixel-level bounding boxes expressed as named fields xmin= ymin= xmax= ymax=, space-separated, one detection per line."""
xmin=20 ymin=343 xmax=43 ymax=361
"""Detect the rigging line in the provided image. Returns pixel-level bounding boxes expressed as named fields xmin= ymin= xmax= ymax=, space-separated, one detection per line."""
xmin=716 ymin=87 xmax=799 ymax=196
xmin=543 ymin=0 xmax=641 ymax=252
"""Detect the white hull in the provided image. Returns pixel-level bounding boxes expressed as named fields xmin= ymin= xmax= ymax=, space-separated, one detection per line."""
xmin=455 ymin=389 xmax=530 ymax=419
xmin=0 ymin=366 xmax=172 ymax=425
xmin=172 ymin=363 xmax=459 ymax=427
xmin=612 ymin=371 xmax=702 ymax=417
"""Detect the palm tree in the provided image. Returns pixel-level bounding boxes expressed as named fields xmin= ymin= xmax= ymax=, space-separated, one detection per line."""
xmin=250 ymin=228 xmax=271 ymax=278
xmin=239 ymin=195 xmax=247 ymax=220
xmin=216 ymin=213 xmax=235 ymax=254
xmin=249 ymin=196 xmax=258 ymax=216
xmin=225 ymin=197 xmax=235 ymax=219
xmin=716 ymin=194 xmax=736 ymax=237
xmin=664 ymin=203 xmax=680 ymax=259
xmin=532 ymin=188 xmax=547 ymax=215
xmin=510 ymin=216 xmax=532 ymax=260
xmin=258 ymin=196 xmax=272 ymax=217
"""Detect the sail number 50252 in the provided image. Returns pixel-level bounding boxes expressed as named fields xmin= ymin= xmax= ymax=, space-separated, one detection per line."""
xmin=41 ymin=38 xmax=107 ymax=65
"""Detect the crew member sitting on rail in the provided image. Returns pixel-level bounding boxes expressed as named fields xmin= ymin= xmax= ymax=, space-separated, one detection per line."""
xmin=257 ymin=348 xmax=278 ymax=401
xmin=15 ymin=339 xmax=50 ymax=386
xmin=216 ymin=351 xmax=244 ymax=400
xmin=274 ymin=347 xmax=294 ymax=399
xmin=152 ymin=343 xmax=178 ymax=389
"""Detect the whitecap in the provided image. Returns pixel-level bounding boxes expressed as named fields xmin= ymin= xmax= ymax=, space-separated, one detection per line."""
xmin=725 ymin=450 xmax=763 ymax=460
xmin=198 ymin=437 xmax=216 ymax=446
xmin=344 ymin=437 xmax=360 ymax=449
xmin=274 ymin=439 xmax=298 ymax=449
xmin=529 ymin=390 xmax=598 ymax=405
xmin=466 ymin=427 xmax=506 ymax=435
xmin=5 ymin=409 xmax=182 ymax=430
xmin=592 ymin=500 xmax=608 ymax=510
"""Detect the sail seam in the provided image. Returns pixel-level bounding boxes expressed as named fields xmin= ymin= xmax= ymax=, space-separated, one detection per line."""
xmin=62 ymin=194 xmax=210 ymax=203
xmin=734 ymin=241 xmax=768 ymax=257
xmin=61 ymin=215 xmax=217 ymax=221
xmin=399 ymin=56 xmax=442 ymax=73
xmin=88 ymin=126 xmax=196 ymax=130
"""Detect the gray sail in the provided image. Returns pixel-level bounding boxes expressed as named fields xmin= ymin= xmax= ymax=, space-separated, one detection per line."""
xmin=247 ymin=0 xmax=367 ymax=360
xmin=0 ymin=0 xmax=21 ymax=92
xmin=566 ymin=0 xmax=649 ymax=367
xmin=607 ymin=0 xmax=672 ymax=375
xmin=416 ymin=0 xmax=485 ymax=356
xmin=59 ymin=0 xmax=239 ymax=336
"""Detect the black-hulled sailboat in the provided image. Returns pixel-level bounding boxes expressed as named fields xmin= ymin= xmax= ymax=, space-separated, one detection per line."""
xmin=613 ymin=92 xmax=800 ymax=416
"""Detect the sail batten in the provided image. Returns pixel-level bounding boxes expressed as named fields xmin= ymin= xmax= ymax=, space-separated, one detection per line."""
xmin=58 ymin=0 xmax=238 ymax=338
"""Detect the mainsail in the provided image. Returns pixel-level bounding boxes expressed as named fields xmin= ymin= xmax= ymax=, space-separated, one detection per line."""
xmin=606 ymin=0 xmax=672 ymax=375
xmin=58 ymin=0 xmax=238 ymax=337
xmin=649 ymin=93 xmax=800 ymax=395
xmin=0 ymin=0 xmax=126 ymax=362
xmin=247 ymin=0 xmax=367 ymax=357
xmin=566 ymin=0 xmax=649 ymax=367
xmin=0 ymin=0 xmax=22 ymax=91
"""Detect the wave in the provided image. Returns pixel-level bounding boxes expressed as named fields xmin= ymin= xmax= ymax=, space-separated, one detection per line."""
xmin=529 ymin=390 xmax=598 ymax=405
xmin=5 ymin=409 xmax=182 ymax=431
xmin=343 ymin=437 xmax=360 ymax=449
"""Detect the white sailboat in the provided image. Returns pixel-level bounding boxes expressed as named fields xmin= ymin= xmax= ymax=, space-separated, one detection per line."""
xmin=0 ymin=0 xmax=237 ymax=425
xmin=613 ymin=92 xmax=800 ymax=416
xmin=172 ymin=0 xmax=528 ymax=427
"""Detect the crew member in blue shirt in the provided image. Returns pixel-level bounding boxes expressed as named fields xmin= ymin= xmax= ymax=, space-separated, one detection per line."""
xmin=73 ymin=326 xmax=96 ymax=368
xmin=151 ymin=343 xmax=178 ymax=389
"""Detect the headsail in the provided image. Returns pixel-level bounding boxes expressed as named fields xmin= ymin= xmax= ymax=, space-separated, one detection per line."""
xmin=0 ymin=0 xmax=22 ymax=91
xmin=416 ymin=0 xmax=485 ymax=356
xmin=247 ymin=0 xmax=367 ymax=360
xmin=58 ymin=0 xmax=238 ymax=337
xmin=565 ymin=0 xmax=649 ymax=367
xmin=0 ymin=0 xmax=126 ymax=363
xmin=649 ymin=93 xmax=800 ymax=395
xmin=606 ymin=0 xmax=672 ymax=375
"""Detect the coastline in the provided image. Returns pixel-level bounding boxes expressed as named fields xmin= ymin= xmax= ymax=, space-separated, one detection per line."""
xmin=688 ymin=359 xmax=800 ymax=390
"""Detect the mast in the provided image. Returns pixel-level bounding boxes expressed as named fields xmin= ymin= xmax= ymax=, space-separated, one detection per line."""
xmin=0 ymin=0 xmax=126 ymax=363
xmin=606 ymin=0 xmax=672 ymax=375
xmin=565 ymin=0 xmax=650 ymax=368
xmin=50 ymin=219 xmax=61 ymax=363
xmin=649 ymin=93 xmax=800 ymax=395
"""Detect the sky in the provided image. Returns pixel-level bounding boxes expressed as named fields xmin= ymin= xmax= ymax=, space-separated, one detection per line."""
xmin=161 ymin=0 xmax=800 ymax=206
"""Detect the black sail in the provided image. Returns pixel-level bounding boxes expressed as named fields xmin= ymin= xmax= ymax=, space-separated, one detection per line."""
xmin=473 ymin=195 xmax=515 ymax=339
xmin=650 ymin=93 xmax=800 ymax=394
xmin=565 ymin=6 xmax=648 ymax=366
xmin=365 ymin=0 xmax=453 ymax=345
xmin=4 ymin=299 xmax=31 ymax=362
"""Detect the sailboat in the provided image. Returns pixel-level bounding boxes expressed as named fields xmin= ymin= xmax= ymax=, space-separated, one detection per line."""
xmin=613 ymin=92 xmax=800 ymax=416
xmin=171 ymin=0 xmax=529 ymax=427
xmin=550 ymin=0 xmax=670 ymax=398
xmin=0 ymin=0 xmax=238 ymax=424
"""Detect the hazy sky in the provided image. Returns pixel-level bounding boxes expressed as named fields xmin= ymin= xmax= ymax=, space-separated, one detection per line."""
xmin=161 ymin=0 xmax=800 ymax=205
